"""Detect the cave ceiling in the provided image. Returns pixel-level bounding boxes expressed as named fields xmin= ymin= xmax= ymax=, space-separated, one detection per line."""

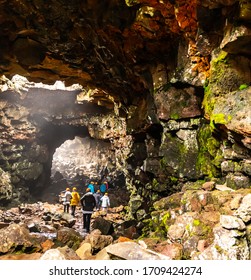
xmin=0 ymin=0 xmax=204 ymax=107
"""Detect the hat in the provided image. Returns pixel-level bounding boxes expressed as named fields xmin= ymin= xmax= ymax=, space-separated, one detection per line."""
xmin=73 ymin=187 xmax=77 ymax=191
xmin=66 ymin=188 xmax=70 ymax=191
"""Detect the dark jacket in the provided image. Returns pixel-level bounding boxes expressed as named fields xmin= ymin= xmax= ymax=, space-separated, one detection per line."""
xmin=80 ymin=192 xmax=96 ymax=212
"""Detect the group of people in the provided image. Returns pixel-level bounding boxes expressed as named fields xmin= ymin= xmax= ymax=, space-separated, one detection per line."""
xmin=60 ymin=187 xmax=80 ymax=216
xmin=60 ymin=183 xmax=110 ymax=233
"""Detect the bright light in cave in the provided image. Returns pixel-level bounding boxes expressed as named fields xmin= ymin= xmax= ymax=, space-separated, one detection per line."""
xmin=51 ymin=136 xmax=112 ymax=181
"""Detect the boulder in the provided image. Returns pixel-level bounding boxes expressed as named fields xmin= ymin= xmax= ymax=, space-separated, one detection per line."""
xmin=235 ymin=193 xmax=251 ymax=223
xmin=220 ymin=215 xmax=246 ymax=230
xmin=40 ymin=246 xmax=80 ymax=260
xmin=0 ymin=223 xmax=42 ymax=254
xmin=84 ymin=229 xmax=113 ymax=251
xmin=75 ymin=243 xmax=93 ymax=260
xmin=91 ymin=216 xmax=113 ymax=235
xmin=56 ymin=227 xmax=83 ymax=250
xmin=103 ymin=241 xmax=170 ymax=260
xmin=194 ymin=225 xmax=249 ymax=260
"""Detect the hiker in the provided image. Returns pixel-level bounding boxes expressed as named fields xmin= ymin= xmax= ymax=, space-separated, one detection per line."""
xmin=80 ymin=188 xmax=96 ymax=233
xmin=63 ymin=187 xmax=72 ymax=213
xmin=100 ymin=192 xmax=110 ymax=214
xmin=87 ymin=181 xmax=95 ymax=194
xmin=70 ymin=187 xmax=80 ymax=217
xmin=93 ymin=190 xmax=101 ymax=210
xmin=99 ymin=181 xmax=107 ymax=195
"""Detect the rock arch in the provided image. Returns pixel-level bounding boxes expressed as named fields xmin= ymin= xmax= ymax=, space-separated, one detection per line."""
xmin=0 ymin=76 xmax=128 ymax=206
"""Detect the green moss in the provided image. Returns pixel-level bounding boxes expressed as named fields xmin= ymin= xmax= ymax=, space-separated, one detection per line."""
xmin=202 ymin=50 xmax=229 ymax=118
xmin=161 ymin=212 xmax=171 ymax=232
xmin=213 ymin=50 xmax=228 ymax=64
xmin=196 ymin=124 xmax=221 ymax=178
xmin=211 ymin=113 xmax=232 ymax=125
xmin=170 ymin=176 xmax=178 ymax=183
xmin=202 ymin=85 xmax=215 ymax=116
xmin=170 ymin=113 xmax=179 ymax=120
xmin=193 ymin=219 xmax=201 ymax=226
xmin=239 ymin=84 xmax=249 ymax=90
xmin=215 ymin=244 xmax=224 ymax=254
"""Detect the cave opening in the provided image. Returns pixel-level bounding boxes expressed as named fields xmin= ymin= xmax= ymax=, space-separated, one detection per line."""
xmin=44 ymin=134 xmax=129 ymax=206
xmin=50 ymin=136 xmax=115 ymax=191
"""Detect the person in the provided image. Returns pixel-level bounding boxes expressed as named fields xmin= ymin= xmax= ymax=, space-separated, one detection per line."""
xmin=87 ymin=181 xmax=95 ymax=194
xmin=70 ymin=187 xmax=80 ymax=217
xmin=63 ymin=187 xmax=72 ymax=213
xmin=93 ymin=190 xmax=101 ymax=210
xmin=100 ymin=192 xmax=110 ymax=214
xmin=99 ymin=182 xmax=107 ymax=195
xmin=80 ymin=188 xmax=96 ymax=233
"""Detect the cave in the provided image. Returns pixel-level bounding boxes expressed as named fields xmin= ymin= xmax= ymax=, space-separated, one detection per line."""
xmin=1 ymin=0 xmax=251 ymax=261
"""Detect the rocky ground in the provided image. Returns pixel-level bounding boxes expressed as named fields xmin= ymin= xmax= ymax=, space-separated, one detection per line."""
xmin=0 ymin=201 xmax=168 ymax=260
xmin=0 ymin=180 xmax=251 ymax=260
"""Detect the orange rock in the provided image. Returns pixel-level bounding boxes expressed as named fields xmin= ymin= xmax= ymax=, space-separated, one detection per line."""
xmin=41 ymin=239 xmax=54 ymax=252
xmin=117 ymin=236 xmax=132 ymax=243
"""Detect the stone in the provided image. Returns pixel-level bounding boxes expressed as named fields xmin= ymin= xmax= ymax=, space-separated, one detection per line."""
xmin=153 ymin=192 xmax=183 ymax=210
xmin=75 ymin=242 xmax=93 ymax=260
xmin=243 ymin=160 xmax=251 ymax=176
xmin=84 ymin=229 xmax=113 ymax=251
xmin=40 ymin=248 xmax=66 ymax=260
xmin=220 ymin=25 xmax=251 ymax=56
xmin=230 ymin=194 xmax=243 ymax=210
xmin=41 ymin=239 xmax=54 ymax=252
xmin=0 ymin=253 xmax=42 ymax=260
xmin=202 ymin=181 xmax=215 ymax=191
xmin=159 ymin=128 xmax=200 ymax=179
xmin=167 ymin=224 xmax=185 ymax=241
xmin=0 ymin=224 xmax=42 ymax=254
xmin=220 ymin=215 xmax=246 ymax=230
xmin=91 ymin=216 xmax=113 ymax=235
xmin=226 ymin=173 xmax=250 ymax=190
xmin=56 ymin=227 xmax=83 ymax=250
xmin=235 ymin=194 xmax=251 ymax=223
xmin=154 ymin=86 xmax=202 ymax=121
xmin=194 ymin=225 xmax=249 ymax=260
xmin=154 ymin=242 xmax=183 ymax=260
xmin=104 ymin=241 xmax=170 ymax=260
xmin=0 ymin=168 xmax=13 ymax=203
xmin=197 ymin=240 xmax=209 ymax=252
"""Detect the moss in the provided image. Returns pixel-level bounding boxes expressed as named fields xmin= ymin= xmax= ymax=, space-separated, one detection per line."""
xmin=170 ymin=176 xmax=178 ymax=183
xmin=239 ymin=84 xmax=249 ymax=90
xmin=170 ymin=113 xmax=179 ymax=120
xmin=215 ymin=244 xmax=224 ymax=254
xmin=202 ymin=86 xmax=216 ymax=118
xmin=202 ymin=50 xmax=229 ymax=118
xmin=210 ymin=113 xmax=232 ymax=127
xmin=160 ymin=211 xmax=171 ymax=232
xmin=196 ymin=124 xmax=221 ymax=178
xmin=193 ymin=219 xmax=201 ymax=226
xmin=152 ymin=178 xmax=159 ymax=188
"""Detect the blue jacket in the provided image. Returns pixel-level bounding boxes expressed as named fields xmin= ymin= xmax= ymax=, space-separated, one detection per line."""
xmin=87 ymin=183 xmax=95 ymax=193
xmin=100 ymin=183 xmax=106 ymax=193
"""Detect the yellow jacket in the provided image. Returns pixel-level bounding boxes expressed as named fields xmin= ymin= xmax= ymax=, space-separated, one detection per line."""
xmin=70 ymin=191 xmax=80 ymax=206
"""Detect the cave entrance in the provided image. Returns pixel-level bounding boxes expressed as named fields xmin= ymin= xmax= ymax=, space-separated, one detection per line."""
xmin=43 ymin=135 xmax=114 ymax=202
